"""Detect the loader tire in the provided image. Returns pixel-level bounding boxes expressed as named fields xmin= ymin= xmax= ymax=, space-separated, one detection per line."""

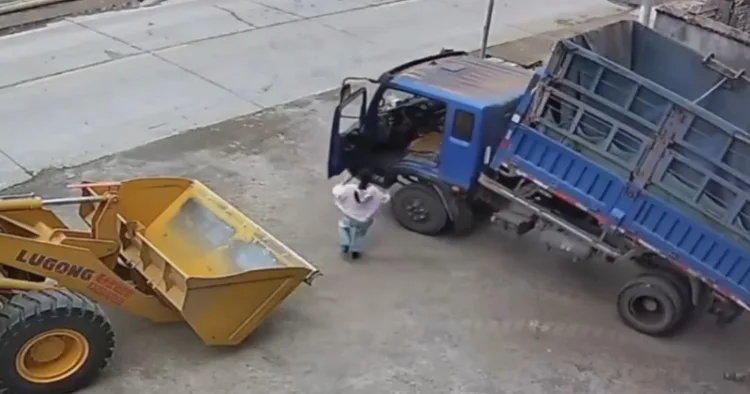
xmin=0 ymin=289 xmax=115 ymax=394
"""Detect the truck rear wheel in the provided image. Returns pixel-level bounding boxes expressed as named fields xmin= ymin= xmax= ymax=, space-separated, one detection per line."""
xmin=391 ymin=183 xmax=448 ymax=235
xmin=0 ymin=289 xmax=115 ymax=394
xmin=617 ymin=274 xmax=687 ymax=337
xmin=648 ymin=270 xmax=696 ymax=332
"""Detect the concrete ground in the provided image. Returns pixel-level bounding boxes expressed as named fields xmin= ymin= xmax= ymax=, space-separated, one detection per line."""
xmin=0 ymin=0 xmax=628 ymax=189
xmin=5 ymin=1 xmax=748 ymax=393
xmin=6 ymin=42 xmax=750 ymax=394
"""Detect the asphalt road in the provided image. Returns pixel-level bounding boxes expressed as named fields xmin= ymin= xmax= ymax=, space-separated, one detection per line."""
xmin=0 ymin=0 xmax=627 ymax=189
xmin=6 ymin=88 xmax=750 ymax=394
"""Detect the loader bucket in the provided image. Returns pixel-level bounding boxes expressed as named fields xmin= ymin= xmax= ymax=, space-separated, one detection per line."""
xmin=81 ymin=177 xmax=321 ymax=346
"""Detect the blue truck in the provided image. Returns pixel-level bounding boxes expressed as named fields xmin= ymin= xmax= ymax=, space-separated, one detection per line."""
xmin=326 ymin=20 xmax=750 ymax=337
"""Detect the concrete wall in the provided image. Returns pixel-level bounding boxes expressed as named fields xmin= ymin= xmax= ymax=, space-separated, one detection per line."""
xmin=653 ymin=2 xmax=750 ymax=72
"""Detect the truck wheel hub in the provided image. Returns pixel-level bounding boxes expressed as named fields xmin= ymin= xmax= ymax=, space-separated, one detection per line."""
xmin=630 ymin=295 xmax=663 ymax=323
xmin=406 ymin=200 xmax=428 ymax=221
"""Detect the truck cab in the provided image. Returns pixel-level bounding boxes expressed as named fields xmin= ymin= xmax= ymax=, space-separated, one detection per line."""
xmin=327 ymin=51 xmax=541 ymax=235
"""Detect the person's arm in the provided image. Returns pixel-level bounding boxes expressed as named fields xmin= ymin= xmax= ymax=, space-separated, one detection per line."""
xmin=332 ymin=184 xmax=351 ymax=204
xmin=376 ymin=187 xmax=391 ymax=203
xmin=332 ymin=183 xmax=346 ymax=197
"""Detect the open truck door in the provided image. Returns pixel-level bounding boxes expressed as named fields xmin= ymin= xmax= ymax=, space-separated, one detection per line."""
xmin=328 ymin=84 xmax=367 ymax=178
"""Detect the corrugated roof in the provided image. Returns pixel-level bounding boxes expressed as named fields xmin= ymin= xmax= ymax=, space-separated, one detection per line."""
xmin=392 ymin=56 xmax=533 ymax=105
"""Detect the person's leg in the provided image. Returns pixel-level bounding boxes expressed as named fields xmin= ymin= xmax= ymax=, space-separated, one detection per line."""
xmin=349 ymin=218 xmax=374 ymax=259
xmin=338 ymin=217 xmax=353 ymax=255
xmin=348 ymin=220 xmax=363 ymax=259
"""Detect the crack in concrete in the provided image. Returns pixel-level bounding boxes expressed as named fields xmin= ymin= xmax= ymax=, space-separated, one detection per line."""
xmin=0 ymin=54 xmax=120 ymax=90
xmin=0 ymin=0 xmax=414 ymax=91
xmin=0 ymin=147 xmax=34 ymax=177
xmin=212 ymin=4 xmax=257 ymax=29
xmin=66 ymin=18 xmax=266 ymax=108
xmin=247 ymin=0 xmax=381 ymax=45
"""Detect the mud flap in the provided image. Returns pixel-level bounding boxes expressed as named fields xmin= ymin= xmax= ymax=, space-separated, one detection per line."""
xmin=428 ymin=181 xmax=474 ymax=235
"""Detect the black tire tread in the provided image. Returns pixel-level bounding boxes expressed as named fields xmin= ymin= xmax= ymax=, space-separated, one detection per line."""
xmin=643 ymin=269 xmax=699 ymax=333
xmin=391 ymin=183 xmax=448 ymax=235
xmin=641 ymin=270 xmax=691 ymax=307
xmin=0 ymin=289 xmax=115 ymax=394
xmin=450 ymin=198 xmax=475 ymax=236
xmin=617 ymin=274 xmax=684 ymax=338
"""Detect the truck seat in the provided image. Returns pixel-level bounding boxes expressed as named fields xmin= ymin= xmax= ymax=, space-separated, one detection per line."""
xmin=408 ymin=131 xmax=441 ymax=154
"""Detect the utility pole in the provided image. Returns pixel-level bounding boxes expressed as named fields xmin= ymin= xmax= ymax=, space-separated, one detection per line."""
xmin=480 ymin=0 xmax=495 ymax=58
xmin=638 ymin=0 xmax=654 ymax=27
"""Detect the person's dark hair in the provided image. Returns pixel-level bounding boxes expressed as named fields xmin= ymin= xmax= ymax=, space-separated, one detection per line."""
xmin=354 ymin=169 xmax=373 ymax=203
xmin=356 ymin=169 xmax=373 ymax=190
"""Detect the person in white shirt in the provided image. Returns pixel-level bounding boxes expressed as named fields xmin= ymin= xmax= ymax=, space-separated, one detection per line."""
xmin=332 ymin=170 xmax=391 ymax=260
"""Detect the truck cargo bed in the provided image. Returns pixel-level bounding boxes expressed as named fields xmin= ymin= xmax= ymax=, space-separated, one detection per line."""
xmin=492 ymin=20 xmax=750 ymax=310
xmin=497 ymin=123 xmax=750 ymax=309
xmin=529 ymin=20 xmax=750 ymax=248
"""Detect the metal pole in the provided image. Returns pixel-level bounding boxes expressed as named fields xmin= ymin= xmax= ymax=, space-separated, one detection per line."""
xmin=638 ymin=0 xmax=654 ymax=27
xmin=41 ymin=196 xmax=108 ymax=206
xmin=0 ymin=193 xmax=35 ymax=200
xmin=480 ymin=0 xmax=495 ymax=58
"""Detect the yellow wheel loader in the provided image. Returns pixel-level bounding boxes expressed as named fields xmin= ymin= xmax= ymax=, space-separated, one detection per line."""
xmin=0 ymin=177 xmax=320 ymax=394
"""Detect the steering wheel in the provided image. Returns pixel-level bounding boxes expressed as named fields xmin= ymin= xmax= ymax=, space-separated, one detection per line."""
xmin=401 ymin=99 xmax=435 ymax=123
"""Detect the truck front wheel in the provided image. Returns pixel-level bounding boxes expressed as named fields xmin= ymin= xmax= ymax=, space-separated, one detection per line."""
xmin=391 ymin=183 xmax=448 ymax=235
xmin=617 ymin=274 xmax=687 ymax=337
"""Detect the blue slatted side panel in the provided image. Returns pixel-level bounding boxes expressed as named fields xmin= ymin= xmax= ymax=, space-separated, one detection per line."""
xmin=498 ymin=125 xmax=628 ymax=219
xmin=624 ymin=193 xmax=750 ymax=304
xmin=493 ymin=123 xmax=750 ymax=307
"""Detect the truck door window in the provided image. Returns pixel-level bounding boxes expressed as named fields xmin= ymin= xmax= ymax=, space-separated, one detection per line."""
xmin=338 ymin=87 xmax=366 ymax=135
xmin=452 ymin=110 xmax=475 ymax=142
